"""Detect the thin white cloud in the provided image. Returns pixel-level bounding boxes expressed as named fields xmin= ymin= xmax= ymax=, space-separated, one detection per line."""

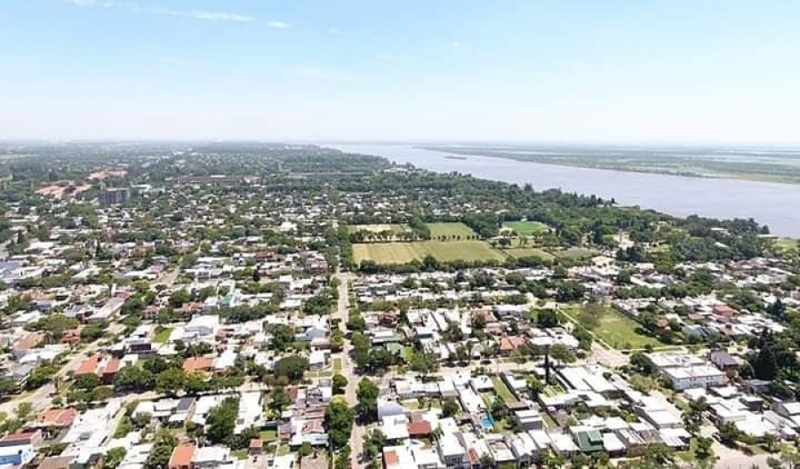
xmin=191 ymin=11 xmax=254 ymax=22
xmin=46 ymin=0 xmax=255 ymax=23
xmin=451 ymin=41 xmax=461 ymax=48
xmin=267 ymin=20 xmax=291 ymax=29
xmin=328 ymin=28 xmax=341 ymax=35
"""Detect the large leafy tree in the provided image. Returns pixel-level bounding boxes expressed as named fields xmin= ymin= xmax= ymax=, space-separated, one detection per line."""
xmin=355 ymin=378 xmax=379 ymax=423
xmin=324 ymin=398 xmax=354 ymax=451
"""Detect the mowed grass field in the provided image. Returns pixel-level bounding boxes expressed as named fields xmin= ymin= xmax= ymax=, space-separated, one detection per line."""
xmin=503 ymin=220 xmax=550 ymax=235
xmin=347 ymin=224 xmax=409 ymax=233
xmin=502 ymin=247 xmax=555 ymax=261
xmin=426 ymin=222 xmax=477 ymax=238
xmin=353 ymin=241 xmax=505 ymax=264
xmin=553 ymin=247 xmax=597 ymax=260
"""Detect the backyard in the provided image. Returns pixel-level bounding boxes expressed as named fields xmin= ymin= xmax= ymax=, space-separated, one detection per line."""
xmin=153 ymin=327 xmax=172 ymax=343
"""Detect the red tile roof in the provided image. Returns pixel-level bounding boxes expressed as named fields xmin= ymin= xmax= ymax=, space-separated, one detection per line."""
xmin=75 ymin=355 xmax=100 ymax=376
xmin=384 ymin=450 xmax=399 ymax=467
xmin=182 ymin=356 xmax=213 ymax=373
xmin=35 ymin=408 xmax=78 ymax=428
xmin=169 ymin=443 xmax=196 ymax=469
xmin=407 ymin=420 xmax=432 ymax=436
xmin=499 ymin=336 xmax=526 ymax=351
xmin=103 ymin=358 xmax=121 ymax=375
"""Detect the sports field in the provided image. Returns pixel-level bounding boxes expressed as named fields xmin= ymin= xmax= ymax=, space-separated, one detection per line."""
xmin=347 ymin=224 xmax=409 ymax=233
xmin=426 ymin=222 xmax=477 ymax=238
xmin=353 ymin=241 xmax=505 ymax=264
xmin=503 ymin=221 xmax=550 ymax=235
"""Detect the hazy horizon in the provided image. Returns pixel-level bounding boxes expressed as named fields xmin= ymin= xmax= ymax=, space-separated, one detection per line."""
xmin=2 ymin=1 xmax=799 ymax=145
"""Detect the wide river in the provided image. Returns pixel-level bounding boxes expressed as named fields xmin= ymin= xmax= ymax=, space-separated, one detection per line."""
xmin=330 ymin=144 xmax=800 ymax=237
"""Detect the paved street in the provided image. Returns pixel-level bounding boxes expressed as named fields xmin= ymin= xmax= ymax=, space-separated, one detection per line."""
xmin=334 ymin=272 xmax=365 ymax=469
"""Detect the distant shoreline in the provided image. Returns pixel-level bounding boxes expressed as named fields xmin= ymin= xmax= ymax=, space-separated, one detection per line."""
xmin=417 ymin=146 xmax=800 ymax=185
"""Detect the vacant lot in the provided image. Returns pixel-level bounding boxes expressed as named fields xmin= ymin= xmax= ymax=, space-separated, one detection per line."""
xmin=503 ymin=247 xmax=555 ymax=261
xmin=564 ymin=306 xmax=662 ymax=350
xmin=427 ymin=222 xmax=477 ymax=239
xmin=503 ymin=221 xmax=550 ymax=235
xmin=353 ymin=241 xmax=505 ymax=264
xmin=347 ymin=224 xmax=409 ymax=233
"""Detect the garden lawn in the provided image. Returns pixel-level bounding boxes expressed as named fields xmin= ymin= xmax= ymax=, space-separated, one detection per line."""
xmin=352 ymin=241 xmax=505 ymax=264
xmin=332 ymin=357 xmax=342 ymax=373
xmin=503 ymin=221 xmax=550 ymax=235
xmin=490 ymin=376 xmax=518 ymax=403
xmin=259 ymin=429 xmax=277 ymax=442
xmin=426 ymin=222 xmax=477 ymax=238
xmin=153 ymin=327 xmax=172 ymax=343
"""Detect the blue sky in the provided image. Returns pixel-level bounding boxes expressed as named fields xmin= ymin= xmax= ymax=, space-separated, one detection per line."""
xmin=1 ymin=0 xmax=799 ymax=144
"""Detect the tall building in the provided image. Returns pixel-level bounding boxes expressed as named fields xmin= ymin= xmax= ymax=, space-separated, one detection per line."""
xmin=101 ymin=187 xmax=130 ymax=205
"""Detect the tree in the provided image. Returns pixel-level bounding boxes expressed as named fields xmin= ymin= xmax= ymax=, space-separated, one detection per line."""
xmin=549 ymin=343 xmax=576 ymax=366
xmin=144 ymin=429 xmax=176 ymax=469
xmin=268 ymin=386 xmax=292 ymax=416
xmin=15 ymin=402 xmax=32 ymax=421
xmin=525 ymin=376 xmax=544 ymax=397
xmin=73 ymin=373 xmax=101 ymax=391
xmin=0 ymin=378 xmax=17 ymax=395
xmin=363 ymin=429 xmax=386 ymax=461
xmin=155 ymin=368 xmax=186 ymax=395
xmin=573 ymin=453 xmax=590 ymax=468
xmin=274 ymin=355 xmax=309 ymax=382
xmin=355 ymin=378 xmax=379 ymax=423
xmin=268 ymin=324 xmax=295 ymax=352
xmin=535 ymin=309 xmax=559 ymax=328
xmin=300 ymin=441 xmax=313 ymax=457
xmin=26 ymin=365 xmax=59 ymax=390
xmin=206 ymin=397 xmax=239 ymax=446
xmin=168 ymin=289 xmax=191 ymax=308
xmin=441 ymin=398 xmax=460 ymax=418
xmin=324 ymin=398 xmax=354 ymax=451
xmin=80 ymin=324 xmax=106 ymax=342
xmin=695 ymin=436 xmax=714 ymax=460
xmin=114 ymin=366 xmax=156 ymax=392
xmin=332 ymin=374 xmax=348 ymax=395
xmin=330 ymin=329 xmax=345 ymax=352
xmin=472 ymin=314 xmax=487 ymax=331
xmin=102 ymin=447 xmax=127 ymax=469
xmin=718 ymin=422 xmax=741 ymax=446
